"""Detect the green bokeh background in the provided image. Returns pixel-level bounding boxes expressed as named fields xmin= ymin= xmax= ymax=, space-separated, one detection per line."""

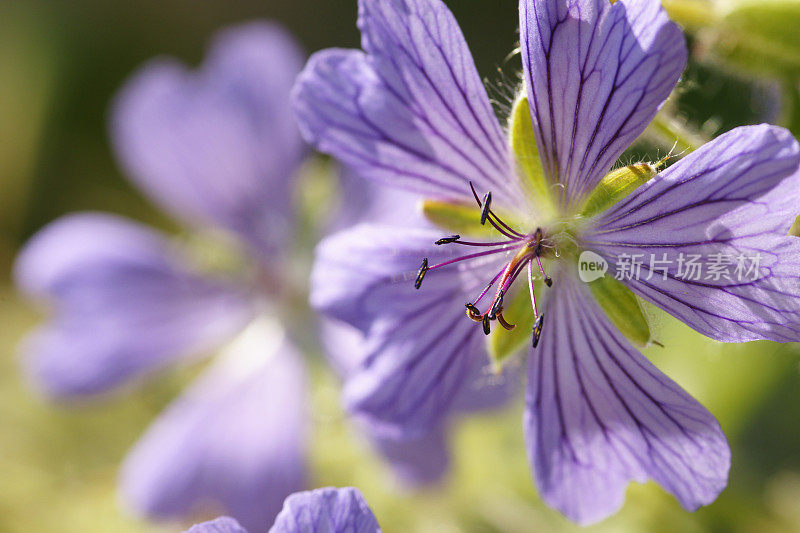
xmin=1 ymin=1 xmax=800 ymax=531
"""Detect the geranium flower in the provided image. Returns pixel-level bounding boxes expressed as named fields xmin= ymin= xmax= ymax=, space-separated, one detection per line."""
xmin=293 ymin=0 xmax=800 ymax=524
xmin=186 ymin=487 xmax=380 ymax=532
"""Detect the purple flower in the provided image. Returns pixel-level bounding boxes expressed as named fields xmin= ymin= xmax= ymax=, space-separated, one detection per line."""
xmin=15 ymin=22 xmax=308 ymax=530
xmin=187 ymin=487 xmax=380 ymax=533
xmin=293 ymin=0 xmax=800 ymax=525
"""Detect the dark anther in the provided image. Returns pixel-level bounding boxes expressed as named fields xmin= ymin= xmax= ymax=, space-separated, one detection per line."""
xmin=480 ymin=191 xmax=492 ymax=225
xmin=544 ymin=276 xmax=553 ymax=287
xmin=489 ymin=291 xmax=504 ymax=319
xmin=415 ymin=258 xmax=428 ymax=290
xmin=465 ymin=303 xmax=482 ymax=321
xmin=532 ymin=314 xmax=545 ymax=348
xmin=435 ymin=235 xmax=461 ymax=245
xmin=533 ymin=227 xmax=543 ymax=256
xmin=482 ymin=315 xmax=491 ymax=335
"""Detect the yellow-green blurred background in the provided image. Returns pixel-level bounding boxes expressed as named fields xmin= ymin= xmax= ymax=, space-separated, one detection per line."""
xmin=2 ymin=1 xmax=800 ymax=531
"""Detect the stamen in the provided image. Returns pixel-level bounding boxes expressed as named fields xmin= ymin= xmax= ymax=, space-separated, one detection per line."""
xmin=435 ymin=235 xmax=461 ymax=245
xmin=527 ymin=261 xmax=540 ymax=318
xmin=531 ymin=227 xmax=544 ymax=256
xmin=426 ymin=245 xmax=517 ymax=272
xmin=497 ymin=313 xmax=516 ymax=330
xmin=415 ymin=258 xmax=428 ymax=290
xmin=415 ymin=182 xmax=558 ymax=335
xmin=465 ymin=303 xmax=483 ymax=322
xmin=535 ymin=254 xmax=552 ymax=287
xmin=468 ymin=181 xmax=525 ymax=239
xmin=473 ymin=269 xmax=504 ymax=306
xmin=449 ymin=238 xmax=519 ymax=247
xmin=480 ymin=191 xmax=492 ymax=225
xmin=532 ymin=314 xmax=545 ymax=348
xmin=489 ymin=290 xmax=505 ymax=319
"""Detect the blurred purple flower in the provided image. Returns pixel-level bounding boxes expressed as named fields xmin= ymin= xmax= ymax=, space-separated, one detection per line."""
xmin=187 ymin=487 xmax=380 ymax=533
xmin=293 ymin=0 xmax=800 ymax=525
xmin=15 ymin=22 xmax=309 ymax=531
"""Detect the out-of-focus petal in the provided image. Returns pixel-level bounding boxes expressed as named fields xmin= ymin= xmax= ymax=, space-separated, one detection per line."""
xmin=320 ymin=320 xmax=449 ymax=486
xmin=368 ymin=426 xmax=450 ymax=487
xmin=525 ymin=272 xmax=729 ymax=525
xmin=293 ymin=0 xmax=522 ymax=208
xmin=14 ymin=213 xmax=253 ymax=396
xmin=120 ymin=318 xmax=308 ymax=532
xmin=111 ymin=22 xmax=305 ymax=255
xmin=270 ymin=487 xmax=380 ymax=533
xmin=185 ymin=517 xmax=248 ymax=533
xmin=312 ymin=224 xmax=509 ymax=437
xmin=586 ymin=125 xmax=800 ymax=342
xmin=519 ymin=0 xmax=685 ymax=207
xmin=332 ymin=167 xmax=428 ymax=231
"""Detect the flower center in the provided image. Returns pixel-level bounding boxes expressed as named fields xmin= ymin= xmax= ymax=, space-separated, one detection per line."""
xmin=415 ymin=183 xmax=553 ymax=347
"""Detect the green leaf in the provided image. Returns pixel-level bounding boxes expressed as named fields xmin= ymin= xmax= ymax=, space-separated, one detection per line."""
xmin=579 ymin=163 xmax=656 ymax=219
xmin=587 ymin=275 xmax=652 ymax=347
xmin=488 ymin=284 xmax=539 ymax=369
xmin=509 ymin=94 xmax=554 ymax=215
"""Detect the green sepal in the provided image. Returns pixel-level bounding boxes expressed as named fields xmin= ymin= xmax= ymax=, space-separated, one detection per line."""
xmin=579 ymin=163 xmax=655 ymax=219
xmin=509 ymin=94 xmax=554 ymax=215
xmin=421 ymin=199 xmax=523 ymax=238
xmin=587 ymin=275 xmax=651 ymax=347
xmin=421 ymin=199 xmax=494 ymax=238
xmin=488 ymin=283 xmax=540 ymax=370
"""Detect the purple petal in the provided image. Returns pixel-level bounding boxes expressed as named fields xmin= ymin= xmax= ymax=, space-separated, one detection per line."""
xmin=14 ymin=213 xmax=253 ymax=396
xmin=525 ymin=273 xmax=729 ymax=525
xmin=270 ymin=487 xmax=380 ymax=533
xmin=120 ymin=320 xmax=308 ymax=532
xmin=332 ymin=167 xmax=429 ymax=231
xmin=185 ymin=517 xmax=248 ymax=533
xmin=520 ymin=0 xmax=686 ymax=206
xmin=292 ymin=0 xmax=521 ymax=208
xmin=586 ymin=125 xmax=800 ymax=342
xmin=111 ymin=22 xmax=305 ymax=255
xmin=312 ymin=224 xmax=509 ymax=437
